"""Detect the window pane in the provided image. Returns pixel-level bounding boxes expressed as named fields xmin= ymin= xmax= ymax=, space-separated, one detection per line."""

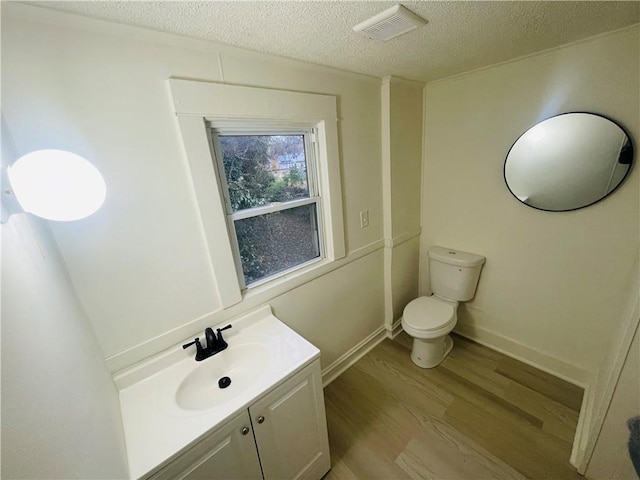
xmin=218 ymin=135 xmax=310 ymax=212
xmin=234 ymin=203 xmax=320 ymax=285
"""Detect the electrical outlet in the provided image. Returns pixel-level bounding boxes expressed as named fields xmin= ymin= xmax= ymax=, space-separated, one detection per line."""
xmin=360 ymin=210 xmax=369 ymax=228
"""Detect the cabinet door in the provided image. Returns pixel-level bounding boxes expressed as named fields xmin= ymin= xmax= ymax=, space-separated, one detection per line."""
xmin=250 ymin=361 xmax=330 ymax=480
xmin=150 ymin=410 xmax=262 ymax=480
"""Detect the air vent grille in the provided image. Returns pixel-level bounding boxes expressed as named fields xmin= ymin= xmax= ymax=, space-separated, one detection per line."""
xmin=353 ymin=5 xmax=427 ymax=41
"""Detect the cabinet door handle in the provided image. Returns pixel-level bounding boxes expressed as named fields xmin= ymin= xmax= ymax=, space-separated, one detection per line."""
xmin=241 ymin=426 xmax=250 ymax=435
xmin=257 ymin=415 xmax=265 ymax=424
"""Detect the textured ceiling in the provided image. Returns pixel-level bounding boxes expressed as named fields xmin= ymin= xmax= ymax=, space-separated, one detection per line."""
xmin=31 ymin=1 xmax=640 ymax=82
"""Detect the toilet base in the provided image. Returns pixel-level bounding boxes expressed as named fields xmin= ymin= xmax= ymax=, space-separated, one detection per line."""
xmin=410 ymin=335 xmax=453 ymax=368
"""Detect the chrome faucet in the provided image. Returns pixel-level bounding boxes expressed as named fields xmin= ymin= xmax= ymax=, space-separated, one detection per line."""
xmin=183 ymin=324 xmax=232 ymax=361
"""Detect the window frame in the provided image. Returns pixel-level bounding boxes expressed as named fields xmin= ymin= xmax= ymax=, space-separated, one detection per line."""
xmin=209 ymin=125 xmax=326 ymax=289
xmin=169 ymin=79 xmax=345 ymax=309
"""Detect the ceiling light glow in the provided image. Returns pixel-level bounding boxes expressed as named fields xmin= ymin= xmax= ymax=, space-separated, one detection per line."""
xmin=7 ymin=149 xmax=107 ymax=221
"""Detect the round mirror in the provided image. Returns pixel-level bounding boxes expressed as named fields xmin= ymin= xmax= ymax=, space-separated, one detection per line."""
xmin=504 ymin=113 xmax=634 ymax=212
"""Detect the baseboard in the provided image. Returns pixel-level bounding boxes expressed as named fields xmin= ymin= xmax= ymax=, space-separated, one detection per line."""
xmin=570 ymin=382 xmax=593 ymax=474
xmin=454 ymin=321 xmax=590 ymax=388
xmin=390 ymin=318 xmax=404 ymax=339
xmin=321 ymin=326 xmax=387 ymax=387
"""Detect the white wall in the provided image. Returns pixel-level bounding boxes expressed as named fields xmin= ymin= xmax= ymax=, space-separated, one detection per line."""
xmin=421 ymin=26 xmax=639 ymax=383
xmin=381 ymin=78 xmax=424 ymax=327
xmin=1 ymin=4 xmax=385 ymax=372
xmin=1 ymin=124 xmax=128 ymax=478
xmin=387 ymin=80 xmax=423 ymax=238
xmin=573 ymin=264 xmax=640 ymax=473
xmin=586 ymin=322 xmax=640 ymax=479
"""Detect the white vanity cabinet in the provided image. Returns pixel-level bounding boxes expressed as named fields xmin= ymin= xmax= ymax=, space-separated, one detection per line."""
xmin=147 ymin=360 xmax=330 ymax=480
xmin=249 ymin=360 xmax=330 ymax=480
xmin=150 ymin=410 xmax=262 ymax=480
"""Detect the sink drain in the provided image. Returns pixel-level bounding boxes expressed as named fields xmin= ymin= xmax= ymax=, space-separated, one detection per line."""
xmin=218 ymin=376 xmax=231 ymax=389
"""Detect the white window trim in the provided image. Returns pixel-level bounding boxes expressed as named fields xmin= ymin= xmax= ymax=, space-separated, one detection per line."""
xmin=168 ymin=79 xmax=345 ymax=308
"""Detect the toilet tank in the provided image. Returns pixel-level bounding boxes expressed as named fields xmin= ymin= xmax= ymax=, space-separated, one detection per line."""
xmin=428 ymin=246 xmax=485 ymax=301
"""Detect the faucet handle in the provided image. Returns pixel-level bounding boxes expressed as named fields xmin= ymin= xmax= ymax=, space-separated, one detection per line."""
xmin=216 ymin=324 xmax=232 ymax=334
xmin=182 ymin=338 xmax=202 ymax=348
xmin=183 ymin=338 xmax=207 ymax=361
xmin=182 ymin=338 xmax=202 ymax=350
xmin=216 ymin=324 xmax=232 ymax=342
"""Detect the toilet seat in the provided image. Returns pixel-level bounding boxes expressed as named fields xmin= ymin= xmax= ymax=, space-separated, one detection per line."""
xmin=402 ymin=296 xmax=456 ymax=337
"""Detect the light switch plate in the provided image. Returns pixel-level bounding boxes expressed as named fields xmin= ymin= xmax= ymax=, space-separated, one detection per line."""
xmin=359 ymin=210 xmax=369 ymax=228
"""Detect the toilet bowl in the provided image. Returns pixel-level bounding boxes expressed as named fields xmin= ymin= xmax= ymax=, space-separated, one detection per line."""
xmin=401 ymin=246 xmax=485 ymax=369
xmin=402 ymin=295 xmax=458 ymax=368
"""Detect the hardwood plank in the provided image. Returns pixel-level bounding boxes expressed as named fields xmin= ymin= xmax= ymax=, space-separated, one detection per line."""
xmin=449 ymin=333 xmax=506 ymax=363
xmin=323 ymin=332 xmax=583 ymax=480
xmin=444 ymin=397 xmax=582 ymax=479
xmin=440 ymin=347 xmax=510 ymax=396
xmin=372 ymin=340 xmax=544 ymax=430
xmin=358 ymin=341 xmax=455 ymax=415
xmin=324 ymin=367 xmax=418 ymax=456
xmin=324 ymin=366 xmax=418 ymax=479
xmin=398 ymin=333 xmax=511 ymax=398
xmin=502 ymin=380 xmax=580 ymax=443
xmin=438 ymin=365 xmax=544 ymax=429
xmin=395 ymin=420 xmax=526 ymax=480
xmin=495 ymin=357 xmax=584 ymax=412
xmin=325 ymin=406 xmax=413 ymax=480
xmin=322 ymin=457 xmax=357 ymax=480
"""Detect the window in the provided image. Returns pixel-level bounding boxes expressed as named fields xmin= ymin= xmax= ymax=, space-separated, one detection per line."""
xmin=211 ymin=130 xmax=322 ymax=287
xmin=169 ymin=79 xmax=344 ymax=307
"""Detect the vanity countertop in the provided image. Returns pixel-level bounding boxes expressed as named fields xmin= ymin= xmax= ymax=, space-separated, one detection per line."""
xmin=116 ymin=305 xmax=320 ymax=479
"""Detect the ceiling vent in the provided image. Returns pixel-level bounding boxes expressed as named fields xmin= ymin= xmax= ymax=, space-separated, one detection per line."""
xmin=353 ymin=4 xmax=427 ymax=41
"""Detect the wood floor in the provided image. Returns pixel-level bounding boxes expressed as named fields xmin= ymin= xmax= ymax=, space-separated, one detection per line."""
xmin=323 ymin=333 xmax=584 ymax=480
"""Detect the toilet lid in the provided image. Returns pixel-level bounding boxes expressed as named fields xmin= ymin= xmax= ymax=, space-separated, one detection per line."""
xmin=403 ymin=296 xmax=455 ymax=331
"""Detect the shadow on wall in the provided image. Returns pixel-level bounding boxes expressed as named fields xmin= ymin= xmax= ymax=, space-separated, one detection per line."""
xmin=454 ymin=303 xmax=484 ymax=335
xmin=628 ymin=416 xmax=640 ymax=477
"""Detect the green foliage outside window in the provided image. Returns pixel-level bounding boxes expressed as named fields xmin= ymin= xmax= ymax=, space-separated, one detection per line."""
xmin=218 ymin=134 xmax=318 ymax=285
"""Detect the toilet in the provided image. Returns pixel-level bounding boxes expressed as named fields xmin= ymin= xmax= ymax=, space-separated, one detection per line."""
xmin=402 ymin=246 xmax=485 ymax=368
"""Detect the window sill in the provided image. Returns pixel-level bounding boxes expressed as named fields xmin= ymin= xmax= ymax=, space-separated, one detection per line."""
xmin=241 ymin=256 xmax=331 ymax=302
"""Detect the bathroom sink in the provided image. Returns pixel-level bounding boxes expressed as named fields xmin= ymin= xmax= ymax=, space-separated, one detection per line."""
xmin=158 ymin=338 xmax=271 ymax=415
xmin=118 ymin=305 xmax=321 ymax=479
xmin=175 ymin=343 xmax=269 ymax=411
